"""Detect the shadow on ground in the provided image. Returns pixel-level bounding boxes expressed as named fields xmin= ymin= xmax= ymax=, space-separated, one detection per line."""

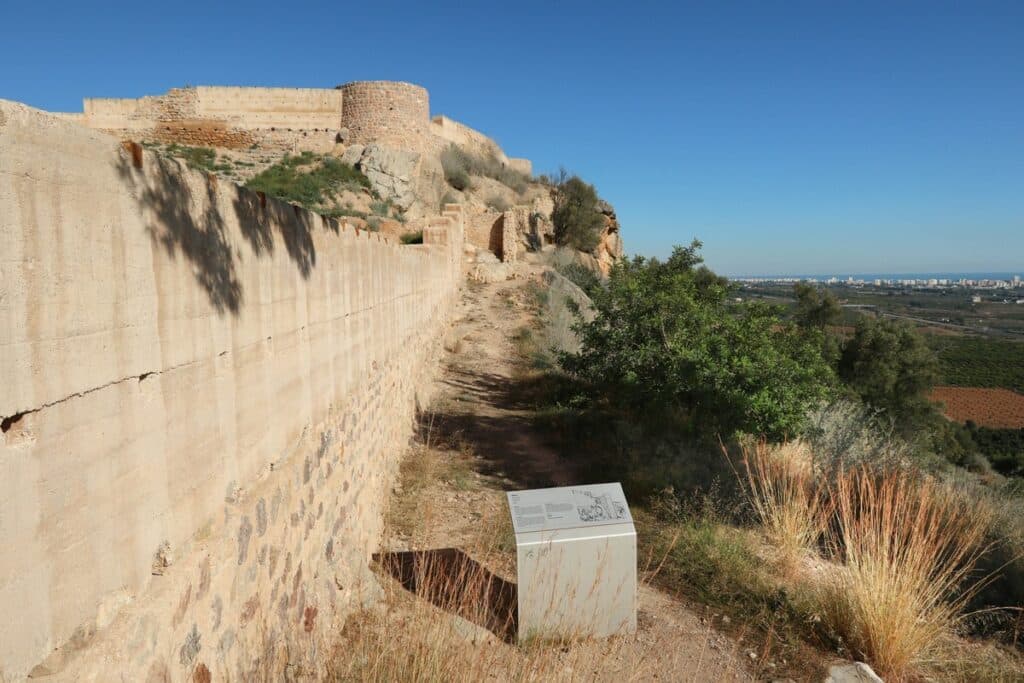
xmin=375 ymin=548 xmax=518 ymax=642
xmin=421 ymin=364 xmax=590 ymax=489
xmin=425 ymin=358 xmax=737 ymax=501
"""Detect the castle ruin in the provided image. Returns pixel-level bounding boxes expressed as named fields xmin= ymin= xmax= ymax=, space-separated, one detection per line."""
xmin=55 ymin=81 xmax=531 ymax=174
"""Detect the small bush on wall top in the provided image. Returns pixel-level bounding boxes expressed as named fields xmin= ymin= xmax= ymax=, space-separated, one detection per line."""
xmin=552 ymin=176 xmax=604 ymax=252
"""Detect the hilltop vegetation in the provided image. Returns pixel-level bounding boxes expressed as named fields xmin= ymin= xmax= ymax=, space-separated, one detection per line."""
xmin=514 ymin=241 xmax=1024 ymax=680
xmin=561 ymin=240 xmax=833 ymax=439
xmin=440 ymin=143 xmax=531 ymax=194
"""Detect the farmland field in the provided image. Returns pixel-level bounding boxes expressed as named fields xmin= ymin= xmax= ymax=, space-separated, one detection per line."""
xmin=929 ymin=386 xmax=1024 ymax=428
xmin=926 ymin=336 xmax=1024 ymax=393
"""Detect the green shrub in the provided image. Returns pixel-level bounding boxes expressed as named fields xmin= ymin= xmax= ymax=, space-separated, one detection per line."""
xmin=165 ymin=144 xmax=217 ymax=173
xmin=400 ymin=231 xmax=424 ymax=245
xmin=245 ymin=154 xmax=371 ymax=210
xmin=551 ymin=176 xmax=605 ymax=252
xmin=556 ymin=262 xmax=602 ymax=297
xmin=966 ymin=423 xmax=1024 ymax=476
xmin=560 ymin=241 xmax=835 ymax=439
xmin=366 ymin=216 xmax=381 ymax=232
xmin=838 ymin=318 xmax=940 ymax=430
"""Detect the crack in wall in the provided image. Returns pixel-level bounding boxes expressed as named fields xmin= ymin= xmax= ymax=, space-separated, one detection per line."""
xmin=1 ymin=285 xmax=441 ymax=444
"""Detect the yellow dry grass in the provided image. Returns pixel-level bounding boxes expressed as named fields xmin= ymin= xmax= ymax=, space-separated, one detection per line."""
xmin=817 ymin=466 xmax=994 ymax=680
xmin=736 ymin=441 xmax=1009 ymax=680
xmin=738 ymin=441 xmax=824 ymax=574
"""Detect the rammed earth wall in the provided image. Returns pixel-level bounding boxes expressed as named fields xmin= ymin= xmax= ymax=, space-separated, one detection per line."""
xmin=0 ymin=100 xmax=464 ymax=682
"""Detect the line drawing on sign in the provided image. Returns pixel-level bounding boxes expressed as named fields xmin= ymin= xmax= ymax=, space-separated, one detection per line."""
xmin=576 ymin=490 xmax=626 ymax=522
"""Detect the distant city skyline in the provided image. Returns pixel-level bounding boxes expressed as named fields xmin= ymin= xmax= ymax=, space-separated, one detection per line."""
xmin=733 ymin=271 xmax=1023 ymax=281
xmin=2 ymin=1 xmax=1021 ymax=275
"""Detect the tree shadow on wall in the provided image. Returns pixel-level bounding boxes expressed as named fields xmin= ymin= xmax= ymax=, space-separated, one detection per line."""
xmin=116 ymin=150 xmax=330 ymax=316
xmin=117 ymin=154 xmax=242 ymax=314
xmin=375 ymin=548 xmax=518 ymax=642
xmin=232 ymin=190 xmax=331 ymax=279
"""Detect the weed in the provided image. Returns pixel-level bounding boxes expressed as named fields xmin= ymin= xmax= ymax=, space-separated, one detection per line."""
xmin=817 ymin=466 xmax=995 ymax=679
xmin=164 ymin=143 xmax=217 ymax=172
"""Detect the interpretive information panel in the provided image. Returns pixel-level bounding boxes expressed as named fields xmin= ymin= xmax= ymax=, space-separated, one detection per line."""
xmin=507 ymin=482 xmax=633 ymax=534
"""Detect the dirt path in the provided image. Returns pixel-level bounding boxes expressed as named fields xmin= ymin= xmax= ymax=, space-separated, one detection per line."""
xmin=435 ymin=264 xmax=580 ymax=487
xmin=369 ymin=262 xmax=754 ymax=682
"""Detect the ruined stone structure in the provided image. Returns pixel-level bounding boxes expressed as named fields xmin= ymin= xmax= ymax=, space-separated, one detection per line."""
xmin=431 ymin=114 xmax=531 ymax=174
xmin=0 ymin=100 xmax=464 ymax=682
xmin=56 ymin=86 xmax=345 ymax=153
xmin=55 ymin=81 xmax=532 ymax=173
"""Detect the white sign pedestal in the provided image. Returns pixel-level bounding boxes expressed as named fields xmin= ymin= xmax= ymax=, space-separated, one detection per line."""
xmin=507 ymin=482 xmax=637 ymax=642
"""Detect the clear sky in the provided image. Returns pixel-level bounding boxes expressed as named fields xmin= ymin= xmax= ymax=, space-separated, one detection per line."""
xmin=2 ymin=1 xmax=1021 ymax=276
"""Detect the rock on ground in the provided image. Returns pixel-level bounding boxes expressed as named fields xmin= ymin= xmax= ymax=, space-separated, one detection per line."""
xmin=540 ymin=269 xmax=594 ymax=355
xmin=824 ymin=661 xmax=884 ymax=683
xmin=340 ymin=143 xmax=364 ymax=166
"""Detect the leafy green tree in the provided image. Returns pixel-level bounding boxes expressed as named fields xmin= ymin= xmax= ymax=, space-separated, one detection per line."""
xmin=837 ymin=317 xmax=939 ymax=429
xmin=552 ymin=176 xmax=605 ymax=251
xmin=792 ymin=282 xmax=843 ymax=365
xmin=793 ymin=282 xmax=841 ymax=330
xmin=560 ymin=241 xmax=835 ymax=439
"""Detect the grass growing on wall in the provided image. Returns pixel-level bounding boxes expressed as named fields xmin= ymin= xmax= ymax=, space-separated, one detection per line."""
xmin=163 ymin=143 xmax=218 ymax=172
xmin=245 ymin=153 xmax=373 ymax=210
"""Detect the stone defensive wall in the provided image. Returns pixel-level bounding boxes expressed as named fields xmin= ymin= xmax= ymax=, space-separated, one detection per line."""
xmin=64 ymin=86 xmax=345 ymax=150
xmin=55 ymin=81 xmax=532 ymax=174
xmin=0 ymin=100 xmax=464 ymax=681
xmin=430 ymin=115 xmax=532 ymax=175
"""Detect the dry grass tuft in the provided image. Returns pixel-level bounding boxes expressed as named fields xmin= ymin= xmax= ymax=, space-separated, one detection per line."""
xmin=817 ymin=466 xmax=994 ymax=680
xmin=738 ymin=441 xmax=824 ymax=573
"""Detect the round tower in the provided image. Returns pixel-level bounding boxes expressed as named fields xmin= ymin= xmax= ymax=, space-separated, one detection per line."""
xmin=338 ymin=81 xmax=430 ymax=148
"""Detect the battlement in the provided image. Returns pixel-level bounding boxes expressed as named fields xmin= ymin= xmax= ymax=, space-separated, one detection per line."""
xmin=55 ymin=81 xmax=526 ymax=169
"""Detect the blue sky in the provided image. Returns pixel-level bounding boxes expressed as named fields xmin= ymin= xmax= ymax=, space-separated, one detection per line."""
xmin=2 ymin=1 xmax=1021 ymax=275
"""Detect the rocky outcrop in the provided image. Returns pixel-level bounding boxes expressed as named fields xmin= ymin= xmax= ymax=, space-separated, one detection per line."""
xmin=541 ymin=269 xmax=595 ymax=355
xmin=356 ymin=143 xmax=421 ymax=211
xmin=467 ymin=248 xmax=513 ymax=283
xmin=340 ymin=143 xmax=364 ymax=166
xmin=593 ymin=199 xmax=624 ymax=276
